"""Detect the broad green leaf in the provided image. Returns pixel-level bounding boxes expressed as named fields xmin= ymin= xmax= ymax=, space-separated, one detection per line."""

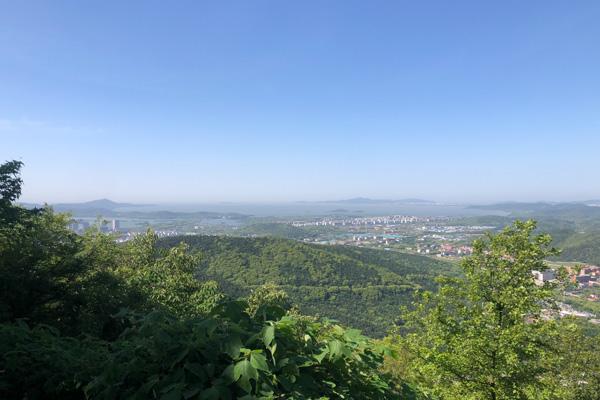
xmin=221 ymin=364 xmax=236 ymax=384
xmin=223 ymin=335 xmax=243 ymax=359
xmin=234 ymin=359 xmax=258 ymax=381
xmin=262 ymin=325 xmax=275 ymax=347
xmin=250 ymin=352 xmax=269 ymax=371
xmin=327 ymin=340 xmax=344 ymax=360
xmin=314 ymin=348 xmax=328 ymax=363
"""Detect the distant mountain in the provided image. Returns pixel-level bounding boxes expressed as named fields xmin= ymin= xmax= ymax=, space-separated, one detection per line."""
xmin=123 ymin=210 xmax=248 ymax=219
xmin=468 ymin=202 xmax=555 ymax=212
xmin=18 ymin=199 xmax=248 ymax=219
xmin=19 ymin=198 xmax=150 ymax=211
xmin=470 ymin=200 xmax=600 ymax=210
xmin=52 ymin=198 xmax=150 ymax=211
xmin=469 ymin=202 xmax=600 ymax=217
xmin=468 ymin=202 xmax=600 ymax=239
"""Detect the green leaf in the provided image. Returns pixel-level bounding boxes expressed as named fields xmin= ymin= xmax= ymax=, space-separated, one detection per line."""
xmin=237 ymin=376 xmax=253 ymax=393
xmin=327 ymin=340 xmax=344 ymax=359
xmin=221 ymin=364 xmax=236 ymax=384
xmin=343 ymin=328 xmax=362 ymax=341
xmin=314 ymin=348 xmax=329 ymax=363
xmin=262 ymin=325 xmax=275 ymax=347
xmin=223 ymin=335 xmax=243 ymax=359
xmin=250 ymin=352 xmax=269 ymax=371
xmin=234 ymin=359 xmax=258 ymax=381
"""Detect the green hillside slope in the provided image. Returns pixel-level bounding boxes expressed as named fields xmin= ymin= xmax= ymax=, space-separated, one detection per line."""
xmin=237 ymin=222 xmax=316 ymax=239
xmin=457 ymin=214 xmax=600 ymax=266
xmin=159 ymin=236 xmax=456 ymax=336
xmin=555 ymin=232 xmax=600 ymax=265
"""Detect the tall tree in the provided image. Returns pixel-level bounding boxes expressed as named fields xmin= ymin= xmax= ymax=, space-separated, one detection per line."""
xmin=0 ymin=160 xmax=23 ymax=203
xmin=402 ymin=220 xmax=563 ymax=400
xmin=0 ymin=160 xmax=84 ymax=327
xmin=0 ymin=160 xmax=26 ymax=223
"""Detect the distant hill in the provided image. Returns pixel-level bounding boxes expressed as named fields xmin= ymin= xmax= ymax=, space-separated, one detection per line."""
xmin=19 ymin=199 xmax=248 ymax=219
xmin=237 ymin=222 xmax=315 ymax=239
xmin=470 ymin=202 xmax=600 ymax=222
xmin=52 ymin=198 xmax=150 ymax=212
xmin=159 ymin=235 xmax=457 ymax=336
xmin=20 ymin=198 xmax=150 ymax=212
xmin=466 ymin=202 xmax=600 ymax=265
xmin=52 ymin=199 xmax=150 ymax=215
xmin=555 ymin=232 xmax=600 ymax=266
xmin=468 ymin=202 xmax=556 ymax=212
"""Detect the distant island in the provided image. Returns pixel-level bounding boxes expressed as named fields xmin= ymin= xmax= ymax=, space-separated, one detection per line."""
xmin=53 ymin=198 xmax=153 ymax=211
xmin=20 ymin=198 xmax=152 ymax=211
xmin=18 ymin=199 xmax=248 ymax=220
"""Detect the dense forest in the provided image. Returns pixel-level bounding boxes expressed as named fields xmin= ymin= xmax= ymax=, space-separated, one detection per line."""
xmin=236 ymin=223 xmax=316 ymax=240
xmin=0 ymin=161 xmax=406 ymax=399
xmin=1 ymin=161 xmax=599 ymax=399
xmin=159 ymin=236 xmax=456 ymax=336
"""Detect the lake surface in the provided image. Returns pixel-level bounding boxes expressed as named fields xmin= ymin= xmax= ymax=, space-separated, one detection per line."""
xmin=128 ymin=202 xmax=508 ymax=218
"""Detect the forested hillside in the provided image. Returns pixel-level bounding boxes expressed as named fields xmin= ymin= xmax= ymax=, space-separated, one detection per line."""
xmin=556 ymin=232 xmax=600 ymax=265
xmin=2 ymin=161 xmax=600 ymax=400
xmin=237 ymin=223 xmax=315 ymax=240
xmin=0 ymin=161 xmax=406 ymax=399
xmin=159 ymin=236 xmax=456 ymax=336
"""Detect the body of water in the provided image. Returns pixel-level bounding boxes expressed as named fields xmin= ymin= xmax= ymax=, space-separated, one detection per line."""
xmin=126 ymin=202 xmax=508 ymax=218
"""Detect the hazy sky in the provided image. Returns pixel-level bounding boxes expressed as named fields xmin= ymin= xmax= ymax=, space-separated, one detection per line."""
xmin=2 ymin=1 xmax=600 ymax=203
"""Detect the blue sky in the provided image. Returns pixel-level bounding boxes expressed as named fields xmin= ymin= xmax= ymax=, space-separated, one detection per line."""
xmin=1 ymin=1 xmax=599 ymax=203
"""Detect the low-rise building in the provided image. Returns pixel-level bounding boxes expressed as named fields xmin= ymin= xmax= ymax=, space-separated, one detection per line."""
xmin=532 ymin=269 xmax=555 ymax=285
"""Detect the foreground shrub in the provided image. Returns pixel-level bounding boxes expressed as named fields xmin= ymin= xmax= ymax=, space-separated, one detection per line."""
xmin=1 ymin=299 xmax=399 ymax=399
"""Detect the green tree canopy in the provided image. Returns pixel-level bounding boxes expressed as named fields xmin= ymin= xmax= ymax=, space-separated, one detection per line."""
xmin=0 ymin=160 xmax=23 ymax=203
xmin=0 ymin=160 xmax=403 ymax=399
xmin=401 ymin=220 xmax=566 ymax=400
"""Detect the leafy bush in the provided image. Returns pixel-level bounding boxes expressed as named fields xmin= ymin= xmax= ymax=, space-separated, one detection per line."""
xmin=0 ymin=322 xmax=107 ymax=399
xmin=1 ymin=298 xmax=400 ymax=399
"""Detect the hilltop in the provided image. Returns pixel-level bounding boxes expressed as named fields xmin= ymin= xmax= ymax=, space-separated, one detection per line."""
xmin=54 ymin=198 xmax=146 ymax=210
xmin=159 ymin=235 xmax=456 ymax=336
